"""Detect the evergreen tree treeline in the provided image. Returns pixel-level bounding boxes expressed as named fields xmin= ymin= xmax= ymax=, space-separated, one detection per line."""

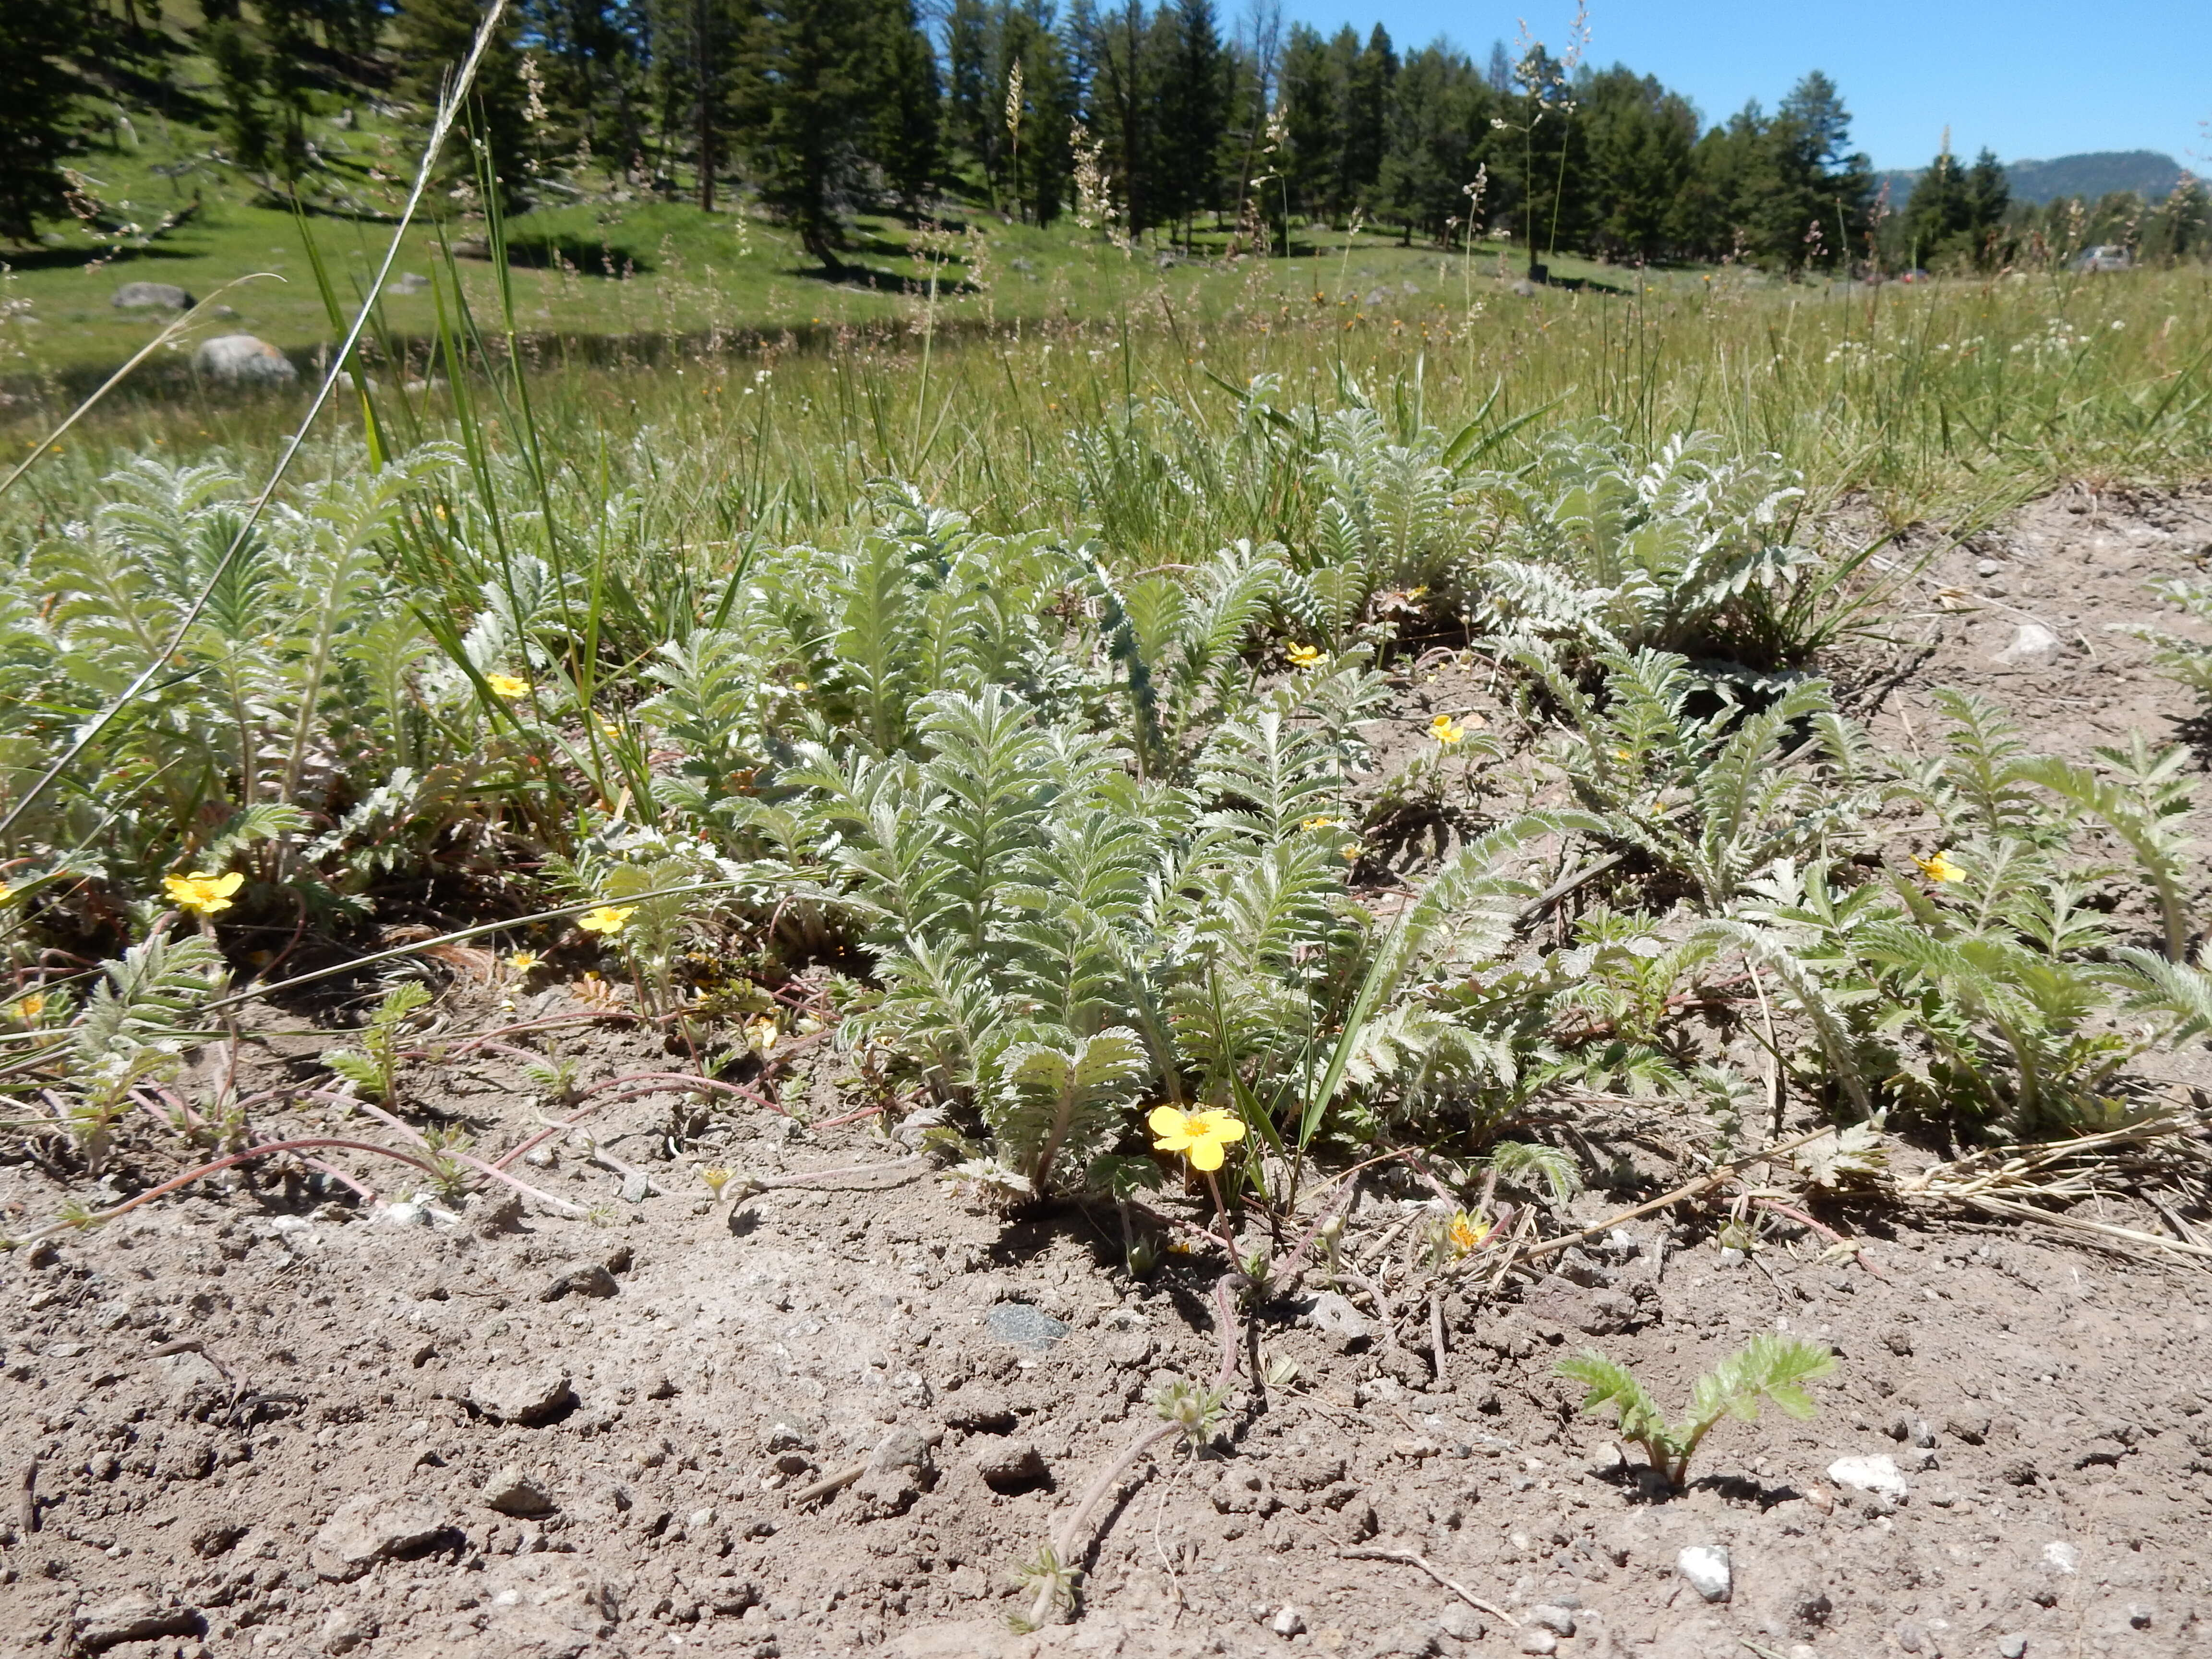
xmin=6 ymin=0 xmax=2206 ymax=277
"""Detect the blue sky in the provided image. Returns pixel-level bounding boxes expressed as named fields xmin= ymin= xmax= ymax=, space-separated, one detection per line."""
xmin=1271 ymin=0 xmax=2211 ymax=170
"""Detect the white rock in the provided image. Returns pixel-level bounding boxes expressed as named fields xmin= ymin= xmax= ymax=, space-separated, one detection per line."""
xmin=378 ymin=1201 xmax=428 ymax=1227
xmin=1517 ymin=1630 xmax=1558 ymax=1656
xmin=1270 ymin=1605 xmax=1306 ymax=1636
xmin=1992 ymin=622 xmax=2060 ymax=665
xmin=2042 ymin=1539 xmax=2080 ymax=1574
xmin=1827 ymin=1452 xmax=1910 ymax=1502
xmin=1677 ymin=1543 xmax=1732 ymax=1602
xmin=195 ymin=333 xmax=299 ymax=385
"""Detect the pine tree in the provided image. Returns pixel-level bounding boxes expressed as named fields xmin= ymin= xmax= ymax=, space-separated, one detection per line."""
xmin=1074 ymin=0 xmax=1156 ymax=237
xmin=396 ymin=0 xmax=531 ymax=211
xmin=1337 ymin=24 xmax=1393 ymax=221
xmin=1275 ymin=23 xmax=1339 ymax=229
xmin=206 ymin=20 xmax=274 ymax=175
xmin=0 ymin=0 xmax=81 ymax=245
xmin=734 ymin=0 xmax=876 ymax=266
xmin=874 ymin=0 xmax=942 ymax=219
xmin=1154 ymin=0 xmax=1227 ymax=244
xmin=1580 ymin=67 xmax=1695 ymax=261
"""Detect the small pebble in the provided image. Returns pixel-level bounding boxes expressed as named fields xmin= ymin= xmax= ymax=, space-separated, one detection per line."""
xmin=1997 ymin=1637 xmax=2027 ymax=1659
xmin=1516 ymin=1631 xmax=1557 ymax=1657
xmin=1677 ymin=1544 xmax=1731 ymax=1603
xmin=1525 ymin=1605 xmax=1576 ymax=1637
xmin=1270 ymin=1605 xmax=1305 ymax=1636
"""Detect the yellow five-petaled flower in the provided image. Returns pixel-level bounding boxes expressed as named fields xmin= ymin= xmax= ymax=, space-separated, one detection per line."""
xmin=1300 ymin=815 xmax=1343 ymax=831
xmin=1285 ymin=642 xmax=1323 ymax=669
xmin=1148 ymin=1106 xmax=1247 ymax=1172
xmin=165 ymin=870 xmax=244 ymax=916
xmin=485 ymin=673 xmax=530 ymax=699
xmin=1431 ymin=714 xmax=1468 ymax=745
xmin=1447 ymin=1209 xmax=1492 ymax=1254
xmin=577 ymin=905 xmax=637 ymax=936
xmin=508 ymin=950 xmax=542 ymax=974
xmin=1913 ymin=851 xmax=1966 ymax=884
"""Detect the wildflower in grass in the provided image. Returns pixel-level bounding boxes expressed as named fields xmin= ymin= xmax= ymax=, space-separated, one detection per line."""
xmin=577 ymin=904 xmax=636 ymax=936
xmin=1341 ymin=842 xmax=1361 ymax=863
xmin=1147 ymin=1106 xmax=1247 ymax=1172
xmin=1299 ymin=815 xmax=1343 ymax=831
xmin=0 ymin=880 xmax=13 ymax=903
xmin=1914 ymin=851 xmax=1966 ymax=884
xmin=701 ymin=1165 xmax=733 ymax=1201
xmin=10 ymin=994 xmax=45 ymax=1024
xmin=508 ymin=950 xmax=542 ymax=974
xmin=746 ymin=1014 xmax=780 ymax=1056
xmin=485 ymin=673 xmax=530 ymax=698
xmin=164 ymin=871 xmax=244 ymax=916
xmin=1286 ymin=642 xmax=1323 ymax=668
xmin=1448 ymin=1209 xmax=1493 ymax=1254
xmin=1431 ymin=714 xmax=1469 ymax=745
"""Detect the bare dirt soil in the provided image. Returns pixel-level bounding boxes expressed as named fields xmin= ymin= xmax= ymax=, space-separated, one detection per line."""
xmin=5 ymin=487 xmax=2212 ymax=1659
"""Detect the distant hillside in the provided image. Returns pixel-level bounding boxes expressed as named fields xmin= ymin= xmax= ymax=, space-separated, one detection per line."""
xmin=1876 ymin=150 xmax=2187 ymax=208
xmin=2008 ymin=151 xmax=2187 ymax=204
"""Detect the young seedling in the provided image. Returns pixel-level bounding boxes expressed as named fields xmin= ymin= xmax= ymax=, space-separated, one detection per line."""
xmin=1557 ymin=1334 xmax=1836 ymax=1491
xmin=325 ymin=982 xmax=433 ymax=1104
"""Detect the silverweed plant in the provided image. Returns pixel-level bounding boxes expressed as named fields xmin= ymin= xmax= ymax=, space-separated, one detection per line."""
xmin=1559 ymin=1335 xmax=1838 ymax=1491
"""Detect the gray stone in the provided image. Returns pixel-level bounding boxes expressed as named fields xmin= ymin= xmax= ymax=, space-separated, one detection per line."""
xmin=483 ymin=1464 xmax=556 ymax=1516
xmin=321 ymin=1606 xmax=377 ymax=1655
xmin=1992 ymin=621 xmax=2060 ymax=666
xmin=112 ymin=281 xmax=193 ymax=310
xmin=194 ymin=333 xmax=298 ymax=385
xmin=1271 ymin=1605 xmax=1306 ymax=1636
xmin=1526 ymin=1605 xmax=1576 ymax=1636
xmin=156 ymin=1347 xmax=228 ymax=1397
xmin=539 ymin=1262 xmax=618 ymax=1301
xmin=1516 ymin=1632 xmax=1557 ymax=1657
xmin=986 ymin=1301 xmax=1070 ymax=1352
xmin=973 ymin=1440 xmax=1046 ymax=1491
xmin=1302 ymin=1289 xmax=1370 ymax=1349
xmin=75 ymin=1593 xmax=200 ymax=1651
xmin=311 ymin=1492 xmax=446 ymax=1580
xmin=1677 ymin=1544 xmax=1731 ymax=1603
xmin=1997 ymin=1636 xmax=2027 ymax=1658
xmin=378 ymin=1200 xmax=428 ymax=1226
xmin=1435 ymin=1604 xmax=1486 ymax=1642
xmin=870 ymin=1425 xmax=936 ymax=1476
xmin=468 ymin=1366 xmax=574 ymax=1425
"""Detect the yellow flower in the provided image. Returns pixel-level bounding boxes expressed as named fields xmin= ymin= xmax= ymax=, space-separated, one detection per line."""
xmin=508 ymin=950 xmax=542 ymax=974
xmin=577 ymin=905 xmax=636 ymax=936
xmin=1406 ymin=586 xmax=1428 ymax=600
xmin=1148 ymin=1106 xmax=1247 ymax=1172
xmin=1299 ymin=815 xmax=1342 ymax=831
xmin=1447 ymin=1210 xmax=1492 ymax=1254
xmin=10 ymin=994 xmax=45 ymax=1024
xmin=485 ymin=673 xmax=530 ymax=698
xmin=0 ymin=881 xmax=13 ymax=903
xmin=1431 ymin=714 xmax=1467 ymax=745
xmin=1286 ymin=642 xmax=1323 ymax=669
xmin=164 ymin=870 xmax=244 ymax=916
xmin=700 ymin=1165 xmax=733 ymax=1201
xmin=746 ymin=1014 xmax=780 ymax=1056
xmin=1914 ymin=851 xmax=1967 ymax=884
xmin=1341 ymin=842 xmax=1361 ymax=863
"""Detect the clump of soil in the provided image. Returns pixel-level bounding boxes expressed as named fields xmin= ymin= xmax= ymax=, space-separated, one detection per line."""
xmin=3 ymin=488 xmax=2211 ymax=1659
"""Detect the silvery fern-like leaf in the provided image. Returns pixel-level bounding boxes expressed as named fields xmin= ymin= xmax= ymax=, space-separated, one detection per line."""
xmin=70 ymin=931 xmax=226 ymax=1108
xmin=985 ymin=1027 xmax=1150 ymax=1197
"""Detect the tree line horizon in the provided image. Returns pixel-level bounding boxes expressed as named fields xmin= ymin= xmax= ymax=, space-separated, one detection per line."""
xmin=5 ymin=0 xmax=2207 ymax=274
